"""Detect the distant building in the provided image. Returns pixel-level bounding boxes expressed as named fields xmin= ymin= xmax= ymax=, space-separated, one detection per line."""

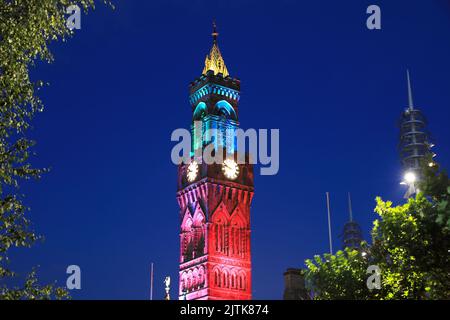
xmin=341 ymin=193 xmax=363 ymax=249
xmin=283 ymin=268 xmax=310 ymax=300
xmin=399 ymin=70 xmax=435 ymax=198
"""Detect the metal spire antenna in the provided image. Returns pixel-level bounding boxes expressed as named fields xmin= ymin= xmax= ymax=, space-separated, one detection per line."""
xmin=347 ymin=192 xmax=353 ymax=222
xmin=342 ymin=192 xmax=363 ymax=249
xmin=150 ymin=262 xmax=154 ymax=300
xmin=407 ymin=69 xmax=414 ymax=110
xmin=326 ymin=192 xmax=333 ymax=255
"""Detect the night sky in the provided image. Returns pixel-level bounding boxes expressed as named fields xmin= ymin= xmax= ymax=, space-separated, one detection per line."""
xmin=9 ymin=0 xmax=450 ymax=299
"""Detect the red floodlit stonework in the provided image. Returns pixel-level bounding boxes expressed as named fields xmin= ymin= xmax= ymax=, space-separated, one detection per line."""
xmin=177 ymin=171 xmax=253 ymax=300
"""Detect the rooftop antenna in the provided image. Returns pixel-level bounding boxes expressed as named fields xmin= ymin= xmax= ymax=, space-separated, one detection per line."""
xmin=407 ymin=69 xmax=414 ymax=110
xmin=150 ymin=262 xmax=154 ymax=300
xmin=342 ymin=192 xmax=364 ymax=249
xmin=347 ymin=192 xmax=353 ymax=222
xmin=326 ymin=192 xmax=333 ymax=255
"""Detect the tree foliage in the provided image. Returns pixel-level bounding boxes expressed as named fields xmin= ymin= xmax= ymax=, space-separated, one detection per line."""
xmin=305 ymin=159 xmax=450 ymax=300
xmin=305 ymin=244 xmax=372 ymax=299
xmin=0 ymin=0 xmax=108 ymax=299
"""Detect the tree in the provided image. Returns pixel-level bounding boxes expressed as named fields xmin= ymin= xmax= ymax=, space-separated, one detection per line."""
xmin=305 ymin=244 xmax=374 ymax=300
xmin=304 ymin=158 xmax=450 ymax=300
xmin=0 ymin=0 xmax=110 ymax=299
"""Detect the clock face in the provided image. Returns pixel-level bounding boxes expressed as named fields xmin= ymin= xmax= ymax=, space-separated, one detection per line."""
xmin=187 ymin=161 xmax=198 ymax=182
xmin=222 ymin=159 xmax=239 ymax=180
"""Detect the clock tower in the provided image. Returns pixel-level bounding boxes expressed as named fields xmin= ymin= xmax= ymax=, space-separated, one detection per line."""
xmin=177 ymin=24 xmax=254 ymax=300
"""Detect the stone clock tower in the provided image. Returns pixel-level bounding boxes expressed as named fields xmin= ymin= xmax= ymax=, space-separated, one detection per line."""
xmin=177 ymin=24 xmax=254 ymax=300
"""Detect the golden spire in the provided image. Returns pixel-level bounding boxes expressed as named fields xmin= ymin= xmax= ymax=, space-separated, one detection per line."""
xmin=202 ymin=21 xmax=229 ymax=77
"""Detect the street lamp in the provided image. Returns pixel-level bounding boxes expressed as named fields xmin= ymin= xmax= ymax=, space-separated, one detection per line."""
xmin=404 ymin=171 xmax=416 ymax=184
xmin=401 ymin=171 xmax=417 ymax=199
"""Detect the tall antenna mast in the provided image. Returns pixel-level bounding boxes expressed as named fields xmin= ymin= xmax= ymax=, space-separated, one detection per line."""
xmin=347 ymin=192 xmax=353 ymax=222
xmin=150 ymin=262 xmax=154 ymax=300
xmin=407 ymin=69 xmax=414 ymax=110
xmin=342 ymin=192 xmax=364 ymax=249
xmin=326 ymin=192 xmax=333 ymax=255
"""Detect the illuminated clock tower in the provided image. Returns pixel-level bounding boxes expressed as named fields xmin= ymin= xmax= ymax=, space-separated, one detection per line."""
xmin=177 ymin=24 xmax=254 ymax=300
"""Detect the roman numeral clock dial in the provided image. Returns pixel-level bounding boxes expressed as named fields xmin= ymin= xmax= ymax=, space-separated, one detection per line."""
xmin=222 ymin=159 xmax=239 ymax=180
xmin=187 ymin=160 xmax=199 ymax=182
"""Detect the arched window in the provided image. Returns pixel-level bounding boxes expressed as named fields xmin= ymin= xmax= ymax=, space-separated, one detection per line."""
xmin=187 ymin=276 xmax=191 ymax=292
xmin=181 ymin=273 xmax=187 ymax=292
xmin=193 ymin=102 xmax=207 ymax=121
xmin=215 ymin=224 xmax=219 ymax=252
xmin=213 ymin=211 xmax=229 ymax=254
xmin=214 ymin=269 xmax=220 ymax=287
xmin=230 ymin=227 xmax=234 ymax=255
xmin=193 ymin=269 xmax=199 ymax=289
xmin=215 ymin=100 xmax=237 ymax=121
xmin=218 ymin=224 xmax=223 ymax=252
xmin=234 ymin=228 xmax=239 ymax=256
xmin=222 ymin=270 xmax=229 ymax=288
xmin=230 ymin=213 xmax=245 ymax=257
xmin=198 ymin=267 xmax=205 ymax=287
xmin=240 ymin=274 xmax=246 ymax=290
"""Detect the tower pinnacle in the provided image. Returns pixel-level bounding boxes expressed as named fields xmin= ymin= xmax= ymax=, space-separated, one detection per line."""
xmin=203 ymin=21 xmax=229 ymax=77
xmin=348 ymin=192 xmax=353 ymax=222
xmin=212 ymin=19 xmax=218 ymax=42
xmin=407 ymin=69 xmax=414 ymax=110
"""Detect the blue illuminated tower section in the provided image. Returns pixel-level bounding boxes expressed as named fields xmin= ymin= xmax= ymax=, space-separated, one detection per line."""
xmin=189 ymin=25 xmax=240 ymax=155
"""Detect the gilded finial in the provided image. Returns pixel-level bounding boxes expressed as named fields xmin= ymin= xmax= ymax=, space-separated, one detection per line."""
xmin=212 ymin=19 xmax=218 ymax=42
xmin=202 ymin=20 xmax=229 ymax=77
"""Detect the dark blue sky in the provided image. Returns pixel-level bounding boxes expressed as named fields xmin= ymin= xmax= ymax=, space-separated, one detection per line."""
xmin=10 ymin=0 xmax=450 ymax=299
